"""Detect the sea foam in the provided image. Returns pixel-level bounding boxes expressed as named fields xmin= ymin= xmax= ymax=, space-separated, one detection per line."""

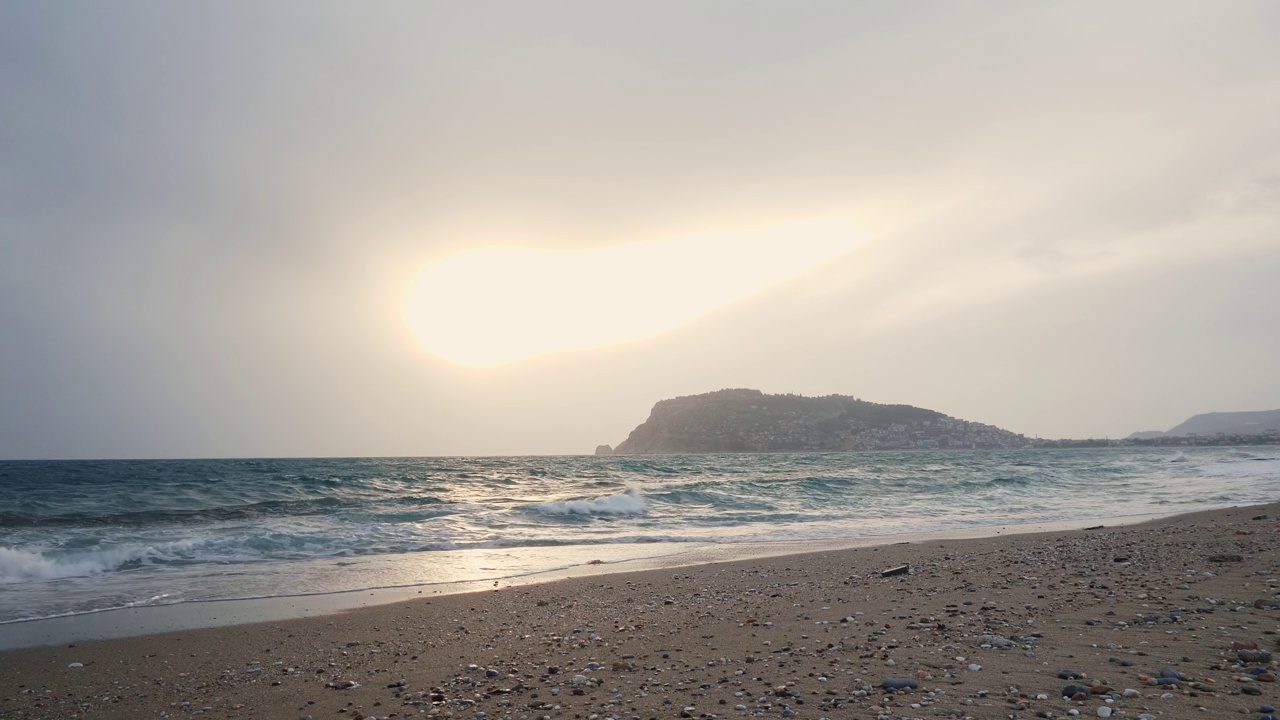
xmin=532 ymin=487 xmax=649 ymax=516
xmin=0 ymin=546 xmax=142 ymax=582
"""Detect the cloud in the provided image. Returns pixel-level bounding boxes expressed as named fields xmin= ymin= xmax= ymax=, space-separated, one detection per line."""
xmin=404 ymin=219 xmax=864 ymax=365
xmin=2 ymin=1 xmax=1279 ymax=456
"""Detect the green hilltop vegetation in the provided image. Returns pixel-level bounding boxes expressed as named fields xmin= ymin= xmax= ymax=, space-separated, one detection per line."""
xmin=598 ymin=388 xmax=1028 ymax=454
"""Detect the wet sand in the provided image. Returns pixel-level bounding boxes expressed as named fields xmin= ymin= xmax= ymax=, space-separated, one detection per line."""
xmin=2 ymin=503 xmax=1278 ymax=720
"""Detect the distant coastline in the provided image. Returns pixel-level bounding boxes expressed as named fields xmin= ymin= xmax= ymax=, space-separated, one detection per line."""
xmin=1030 ymin=434 xmax=1280 ymax=449
xmin=599 ymin=389 xmax=1280 ymax=454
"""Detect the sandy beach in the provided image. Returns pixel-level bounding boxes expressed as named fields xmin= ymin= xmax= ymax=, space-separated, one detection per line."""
xmin=3 ymin=502 xmax=1279 ymax=720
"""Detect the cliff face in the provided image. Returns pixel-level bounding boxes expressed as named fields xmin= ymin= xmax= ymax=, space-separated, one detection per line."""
xmin=610 ymin=389 xmax=1027 ymax=453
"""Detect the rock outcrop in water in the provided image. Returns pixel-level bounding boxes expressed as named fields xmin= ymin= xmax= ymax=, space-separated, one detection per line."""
xmin=608 ymin=388 xmax=1027 ymax=453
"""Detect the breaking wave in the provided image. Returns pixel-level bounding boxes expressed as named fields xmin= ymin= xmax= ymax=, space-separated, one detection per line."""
xmin=530 ymin=487 xmax=649 ymax=515
xmin=0 ymin=545 xmax=159 ymax=582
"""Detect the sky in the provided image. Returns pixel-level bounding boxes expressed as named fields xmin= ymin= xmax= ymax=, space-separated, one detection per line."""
xmin=2 ymin=1 xmax=1279 ymax=459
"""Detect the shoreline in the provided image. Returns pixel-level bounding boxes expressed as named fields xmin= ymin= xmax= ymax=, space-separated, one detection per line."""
xmin=4 ymin=503 xmax=1280 ymax=719
xmin=0 ymin=510 xmax=1179 ymax=653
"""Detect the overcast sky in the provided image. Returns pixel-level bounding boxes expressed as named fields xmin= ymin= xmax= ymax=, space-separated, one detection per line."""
xmin=3 ymin=1 xmax=1279 ymax=458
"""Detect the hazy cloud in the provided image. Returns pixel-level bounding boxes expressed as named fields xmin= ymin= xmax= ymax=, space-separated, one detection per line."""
xmin=2 ymin=1 xmax=1278 ymax=457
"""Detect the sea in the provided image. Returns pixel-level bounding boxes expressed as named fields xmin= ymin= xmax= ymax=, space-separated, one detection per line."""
xmin=1 ymin=447 xmax=1277 ymax=628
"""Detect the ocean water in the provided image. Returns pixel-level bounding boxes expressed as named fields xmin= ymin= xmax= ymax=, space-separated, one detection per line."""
xmin=1 ymin=448 xmax=1277 ymax=625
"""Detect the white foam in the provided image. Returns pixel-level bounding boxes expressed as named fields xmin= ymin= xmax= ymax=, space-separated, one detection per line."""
xmin=0 ymin=536 xmax=215 ymax=583
xmin=0 ymin=546 xmax=141 ymax=582
xmin=533 ymin=487 xmax=649 ymax=516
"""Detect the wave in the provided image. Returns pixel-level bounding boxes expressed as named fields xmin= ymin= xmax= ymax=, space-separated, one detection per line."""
xmin=419 ymin=533 xmax=723 ymax=549
xmin=614 ymin=459 xmax=682 ymax=474
xmin=529 ymin=488 xmax=649 ymax=516
xmin=0 ymin=495 xmax=447 ymax=528
xmin=0 ymin=534 xmax=726 ymax=625
xmin=0 ymin=528 xmax=719 ymax=585
xmin=0 ymin=497 xmax=363 ymax=528
xmin=986 ymin=476 xmax=1032 ymax=487
xmin=0 ymin=593 xmax=184 ymax=626
xmin=0 ymin=545 xmax=164 ymax=582
xmin=644 ymin=488 xmax=769 ymax=509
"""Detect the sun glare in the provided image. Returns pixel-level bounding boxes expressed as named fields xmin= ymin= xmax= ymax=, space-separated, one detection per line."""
xmin=404 ymin=219 xmax=864 ymax=367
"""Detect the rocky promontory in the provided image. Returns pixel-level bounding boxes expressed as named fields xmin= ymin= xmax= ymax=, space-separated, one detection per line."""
xmin=604 ymin=388 xmax=1027 ymax=454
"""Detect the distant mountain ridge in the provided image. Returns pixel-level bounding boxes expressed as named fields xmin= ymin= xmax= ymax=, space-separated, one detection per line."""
xmin=598 ymin=389 xmax=1027 ymax=454
xmin=1128 ymin=409 xmax=1280 ymax=440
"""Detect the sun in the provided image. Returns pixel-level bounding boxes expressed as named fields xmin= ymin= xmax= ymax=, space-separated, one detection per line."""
xmin=404 ymin=219 xmax=864 ymax=367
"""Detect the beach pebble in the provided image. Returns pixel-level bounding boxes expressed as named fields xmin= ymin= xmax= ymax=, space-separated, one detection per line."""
xmin=968 ymin=663 xmax=982 ymax=672
xmin=327 ymin=680 xmax=360 ymax=690
xmin=1097 ymin=707 xmax=1113 ymax=718
xmin=1059 ymin=668 xmax=1084 ymax=679
xmin=881 ymin=678 xmax=918 ymax=690
xmin=67 ymin=662 xmax=83 ymax=668
xmin=980 ymin=634 xmax=1016 ymax=648
xmin=1159 ymin=668 xmax=1187 ymax=680
xmin=1063 ymin=684 xmax=1090 ymax=699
